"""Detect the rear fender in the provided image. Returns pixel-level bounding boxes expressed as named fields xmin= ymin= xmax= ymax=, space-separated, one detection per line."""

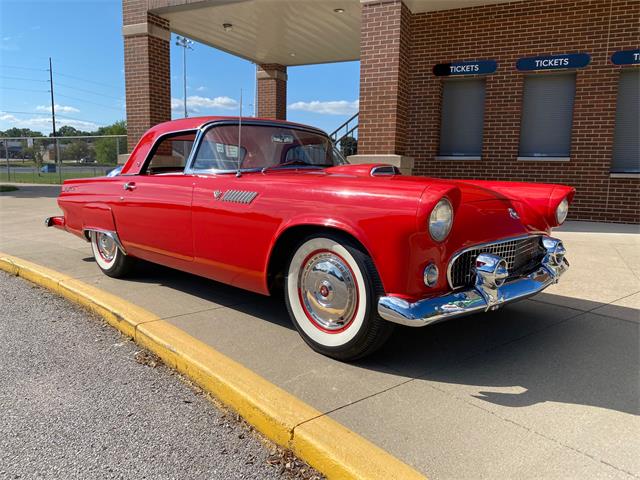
xmin=81 ymin=203 xmax=117 ymax=240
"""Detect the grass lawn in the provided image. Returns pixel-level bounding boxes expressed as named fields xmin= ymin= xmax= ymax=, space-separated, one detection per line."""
xmin=0 ymin=171 xmax=102 ymax=184
xmin=0 ymin=185 xmax=19 ymax=192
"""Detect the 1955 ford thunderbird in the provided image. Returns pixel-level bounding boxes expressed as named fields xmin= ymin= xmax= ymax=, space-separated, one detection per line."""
xmin=46 ymin=117 xmax=573 ymax=360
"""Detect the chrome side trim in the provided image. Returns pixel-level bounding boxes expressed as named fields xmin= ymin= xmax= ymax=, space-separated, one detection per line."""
xmin=379 ymin=236 xmax=568 ymax=327
xmin=82 ymin=228 xmax=127 ymax=255
xmin=446 ymin=234 xmax=542 ymax=289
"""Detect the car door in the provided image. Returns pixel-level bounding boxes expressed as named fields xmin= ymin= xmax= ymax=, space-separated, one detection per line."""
xmin=187 ymin=123 xmax=280 ymax=292
xmin=114 ymin=132 xmax=196 ymax=267
xmin=191 ymin=173 xmax=275 ymax=291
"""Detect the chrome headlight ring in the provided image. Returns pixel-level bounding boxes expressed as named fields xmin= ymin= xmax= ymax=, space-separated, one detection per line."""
xmin=429 ymin=198 xmax=454 ymax=242
xmin=556 ymin=197 xmax=569 ymax=225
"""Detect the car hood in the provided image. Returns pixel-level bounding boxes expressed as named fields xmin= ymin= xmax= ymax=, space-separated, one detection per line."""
xmin=320 ymin=164 xmax=549 ymax=235
xmin=324 ymin=164 xmax=509 ymax=204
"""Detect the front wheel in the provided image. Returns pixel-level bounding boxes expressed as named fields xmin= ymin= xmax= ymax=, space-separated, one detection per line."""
xmin=284 ymin=234 xmax=393 ymax=361
xmin=90 ymin=231 xmax=134 ymax=278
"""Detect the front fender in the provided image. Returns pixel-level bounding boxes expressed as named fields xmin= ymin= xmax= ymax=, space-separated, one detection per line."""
xmin=267 ymin=211 xmax=419 ymax=296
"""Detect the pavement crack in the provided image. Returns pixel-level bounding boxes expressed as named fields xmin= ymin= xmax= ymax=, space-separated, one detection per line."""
xmin=422 ymin=381 xmax=639 ymax=479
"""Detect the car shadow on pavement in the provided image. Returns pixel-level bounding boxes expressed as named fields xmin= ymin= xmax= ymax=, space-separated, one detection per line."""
xmin=364 ymin=297 xmax=639 ymax=416
xmin=124 ymin=258 xmax=296 ymax=330
xmin=0 ymin=184 xmax=61 ymax=198
xmin=84 ymin=254 xmax=639 ymax=416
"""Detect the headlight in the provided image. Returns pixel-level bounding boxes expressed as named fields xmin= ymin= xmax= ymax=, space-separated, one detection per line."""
xmin=429 ymin=198 xmax=453 ymax=242
xmin=556 ymin=198 xmax=569 ymax=224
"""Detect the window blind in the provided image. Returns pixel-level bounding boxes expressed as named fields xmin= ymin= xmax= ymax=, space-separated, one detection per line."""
xmin=519 ymin=73 xmax=576 ymax=158
xmin=439 ymin=78 xmax=486 ymax=157
xmin=612 ymin=69 xmax=640 ymax=173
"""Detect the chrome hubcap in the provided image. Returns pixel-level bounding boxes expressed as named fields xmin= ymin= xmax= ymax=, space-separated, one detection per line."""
xmin=299 ymin=251 xmax=358 ymax=331
xmin=96 ymin=233 xmax=117 ymax=262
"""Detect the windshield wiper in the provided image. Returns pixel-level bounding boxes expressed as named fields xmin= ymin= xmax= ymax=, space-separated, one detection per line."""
xmin=261 ymin=160 xmax=324 ymax=173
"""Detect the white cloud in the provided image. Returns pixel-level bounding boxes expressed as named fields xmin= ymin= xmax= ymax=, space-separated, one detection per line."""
xmin=0 ymin=112 xmax=98 ymax=132
xmin=196 ymin=86 xmax=207 ymax=92
xmin=171 ymin=95 xmax=239 ymax=113
xmin=288 ymin=100 xmax=359 ymax=115
xmin=35 ymin=104 xmax=80 ymax=114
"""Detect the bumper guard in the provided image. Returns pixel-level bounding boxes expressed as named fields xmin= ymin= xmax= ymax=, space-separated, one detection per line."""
xmin=378 ymin=236 xmax=569 ymax=327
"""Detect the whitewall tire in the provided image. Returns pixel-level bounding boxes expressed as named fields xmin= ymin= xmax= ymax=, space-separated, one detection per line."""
xmin=90 ymin=231 xmax=134 ymax=278
xmin=284 ymin=234 xmax=393 ymax=360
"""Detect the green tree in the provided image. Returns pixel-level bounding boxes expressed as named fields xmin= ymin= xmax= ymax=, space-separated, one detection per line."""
xmin=64 ymin=140 xmax=92 ymax=161
xmin=94 ymin=121 xmax=127 ymax=165
xmin=0 ymin=127 xmax=44 ymax=138
xmin=339 ymin=136 xmax=358 ymax=157
xmin=55 ymin=125 xmax=90 ymax=137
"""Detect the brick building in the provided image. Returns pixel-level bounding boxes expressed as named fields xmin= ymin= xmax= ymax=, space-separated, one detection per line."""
xmin=122 ymin=0 xmax=639 ymax=223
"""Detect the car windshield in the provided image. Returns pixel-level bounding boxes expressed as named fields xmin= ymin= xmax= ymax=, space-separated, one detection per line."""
xmin=190 ymin=124 xmax=347 ymax=172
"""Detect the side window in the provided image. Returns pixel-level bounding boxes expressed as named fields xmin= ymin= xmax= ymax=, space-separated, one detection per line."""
xmin=191 ymin=126 xmax=246 ymax=171
xmin=144 ymin=132 xmax=196 ymax=174
xmin=519 ymin=73 xmax=576 ymax=159
xmin=611 ymin=69 xmax=639 ymax=173
xmin=285 ymin=144 xmax=331 ymax=165
xmin=439 ymin=78 xmax=486 ymax=158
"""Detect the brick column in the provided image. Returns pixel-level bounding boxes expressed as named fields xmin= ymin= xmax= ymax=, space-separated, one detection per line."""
xmin=256 ymin=64 xmax=287 ymax=120
xmin=350 ymin=0 xmax=413 ymax=174
xmin=122 ymin=0 xmax=171 ymax=151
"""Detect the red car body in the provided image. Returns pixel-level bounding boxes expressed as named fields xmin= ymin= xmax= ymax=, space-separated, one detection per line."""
xmin=47 ymin=116 xmax=574 ymax=359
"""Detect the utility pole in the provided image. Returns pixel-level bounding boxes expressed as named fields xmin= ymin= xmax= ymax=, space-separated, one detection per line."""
xmin=48 ymin=57 xmax=62 ymax=183
xmin=175 ymin=36 xmax=193 ymax=118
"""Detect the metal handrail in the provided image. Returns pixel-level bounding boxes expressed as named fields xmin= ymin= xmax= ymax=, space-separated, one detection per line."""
xmin=330 ymin=113 xmax=359 ymax=141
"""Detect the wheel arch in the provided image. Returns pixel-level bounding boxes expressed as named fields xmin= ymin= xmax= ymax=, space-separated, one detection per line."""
xmin=265 ymin=222 xmax=379 ymax=296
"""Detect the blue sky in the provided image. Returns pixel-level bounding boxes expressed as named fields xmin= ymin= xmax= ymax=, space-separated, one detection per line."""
xmin=0 ymin=0 xmax=359 ymax=136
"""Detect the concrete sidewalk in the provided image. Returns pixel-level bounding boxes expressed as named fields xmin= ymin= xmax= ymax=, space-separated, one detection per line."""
xmin=2 ymin=184 xmax=639 ymax=479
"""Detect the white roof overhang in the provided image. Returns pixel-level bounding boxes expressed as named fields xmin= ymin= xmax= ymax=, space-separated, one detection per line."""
xmin=150 ymin=0 xmax=527 ymax=66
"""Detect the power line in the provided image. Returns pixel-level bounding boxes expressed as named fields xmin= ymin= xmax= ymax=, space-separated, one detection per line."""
xmin=55 ymin=93 xmax=124 ymax=112
xmin=55 ymin=71 xmax=122 ymax=91
xmin=0 ymin=75 xmax=49 ymax=83
xmin=55 ymin=81 xmax=123 ymax=101
xmin=2 ymin=86 xmax=49 ymax=94
xmin=0 ymin=65 xmax=48 ymax=72
xmin=0 ymin=110 xmax=104 ymax=125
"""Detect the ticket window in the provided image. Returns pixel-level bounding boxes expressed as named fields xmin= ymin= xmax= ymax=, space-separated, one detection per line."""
xmin=438 ymin=78 xmax=486 ymax=159
xmin=612 ymin=69 xmax=640 ymax=173
xmin=519 ymin=73 xmax=576 ymax=160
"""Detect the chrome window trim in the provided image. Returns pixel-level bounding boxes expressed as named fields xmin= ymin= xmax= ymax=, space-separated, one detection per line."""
xmin=137 ymin=128 xmax=200 ymax=176
xmin=446 ymin=234 xmax=543 ymax=289
xmin=184 ymin=119 xmax=344 ymax=175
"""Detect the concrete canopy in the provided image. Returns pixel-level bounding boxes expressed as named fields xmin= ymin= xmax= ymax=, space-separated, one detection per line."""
xmin=150 ymin=0 xmax=362 ymax=66
xmin=148 ymin=0 xmax=528 ymax=66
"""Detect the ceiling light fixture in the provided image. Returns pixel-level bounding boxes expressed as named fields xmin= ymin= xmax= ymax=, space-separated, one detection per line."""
xmin=222 ymin=23 xmax=233 ymax=32
xmin=289 ymin=52 xmax=296 ymax=57
xmin=333 ymin=8 xmax=345 ymax=13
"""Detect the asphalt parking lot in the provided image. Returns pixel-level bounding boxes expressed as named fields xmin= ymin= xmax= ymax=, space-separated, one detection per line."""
xmin=0 ymin=272 xmax=319 ymax=480
xmin=1 ymin=184 xmax=639 ymax=479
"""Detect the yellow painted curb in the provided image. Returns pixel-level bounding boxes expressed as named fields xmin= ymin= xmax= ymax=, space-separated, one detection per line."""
xmin=0 ymin=253 xmax=426 ymax=480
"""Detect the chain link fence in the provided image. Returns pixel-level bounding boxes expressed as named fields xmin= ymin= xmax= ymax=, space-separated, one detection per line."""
xmin=0 ymin=135 xmax=127 ymax=184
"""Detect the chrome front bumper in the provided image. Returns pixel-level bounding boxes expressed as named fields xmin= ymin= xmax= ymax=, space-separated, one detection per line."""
xmin=378 ymin=236 xmax=569 ymax=327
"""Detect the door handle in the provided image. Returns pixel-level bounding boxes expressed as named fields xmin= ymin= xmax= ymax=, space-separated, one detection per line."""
xmin=123 ymin=182 xmax=136 ymax=191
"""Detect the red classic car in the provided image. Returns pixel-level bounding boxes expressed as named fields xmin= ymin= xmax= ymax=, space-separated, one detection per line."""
xmin=46 ymin=117 xmax=573 ymax=360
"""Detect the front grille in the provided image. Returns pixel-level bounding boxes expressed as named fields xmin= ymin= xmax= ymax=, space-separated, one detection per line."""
xmin=448 ymin=236 xmax=545 ymax=289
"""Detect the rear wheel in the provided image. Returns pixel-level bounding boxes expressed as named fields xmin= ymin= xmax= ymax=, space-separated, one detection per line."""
xmin=90 ymin=231 xmax=134 ymax=278
xmin=284 ymin=234 xmax=393 ymax=361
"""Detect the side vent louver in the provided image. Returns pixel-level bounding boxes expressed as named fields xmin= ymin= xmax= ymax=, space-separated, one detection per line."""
xmin=222 ymin=190 xmax=258 ymax=204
